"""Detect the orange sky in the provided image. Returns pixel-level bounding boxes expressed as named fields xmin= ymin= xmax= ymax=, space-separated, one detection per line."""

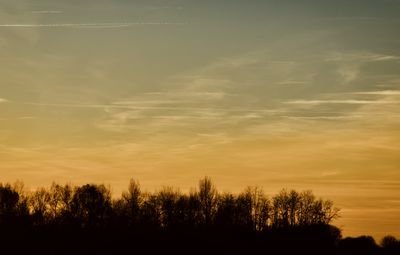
xmin=1 ymin=0 xmax=400 ymax=241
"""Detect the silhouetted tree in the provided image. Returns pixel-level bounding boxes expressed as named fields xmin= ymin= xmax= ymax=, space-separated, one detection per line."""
xmin=173 ymin=194 xmax=190 ymax=228
xmin=71 ymin=184 xmax=111 ymax=228
xmin=381 ymin=235 xmax=400 ymax=255
xmin=271 ymin=189 xmax=339 ymax=229
xmin=158 ymin=186 xmax=180 ymax=228
xmin=339 ymin=236 xmax=380 ymax=255
xmin=114 ymin=179 xmax=143 ymax=227
xmin=182 ymin=190 xmax=202 ymax=227
xmin=29 ymin=187 xmax=50 ymax=225
xmin=297 ymin=190 xmax=316 ymax=225
xmin=0 ymin=183 xmax=20 ymax=226
xmin=272 ymin=189 xmax=291 ymax=228
xmin=46 ymin=183 xmax=73 ymax=222
xmin=215 ymin=193 xmax=236 ymax=228
xmin=245 ymin=186 xmax=270 ymax=231
xmin=235 ymin=189 xmax=253 ymax=230
xmin=197 ymin=177 xmax=217 ymax=225
xmin=140 ymin=193 xmax=161 ymax=229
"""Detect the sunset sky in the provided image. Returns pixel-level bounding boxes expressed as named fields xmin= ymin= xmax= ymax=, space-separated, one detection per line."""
xmin=1 ymin=0 xmax=400 ymax=239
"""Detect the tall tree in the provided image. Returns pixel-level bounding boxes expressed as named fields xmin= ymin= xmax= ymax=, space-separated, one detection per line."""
xmin=121 ymin=179 xmax=142 ymax=226
xmin=198 ymin=177 xmax=217 ymax=225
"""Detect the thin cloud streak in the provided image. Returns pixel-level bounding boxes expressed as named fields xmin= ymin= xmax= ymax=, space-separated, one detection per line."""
xmin=15 ymin=101 xmax=288 ymax=114
xmin=326 ymin=16 xmax=378 ymax=21
xmin=31 ymin=11 xmax=63 ymax=14
xmin=280 ymin=115 xmax=363 ymax=120
xmin=285 ymin=100 xmax=400 ymax=105
xmin=325 ymin=52 xmax=400 ymax=62
xmin=352 ymin=90 xmax=400 ymax=95
xmin=276 ymin=80 xmax=307 ymax=86
xmin=0 ymin=22 xmax=187 ymax=28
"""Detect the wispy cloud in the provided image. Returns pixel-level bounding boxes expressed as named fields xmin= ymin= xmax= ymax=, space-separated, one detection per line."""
xmin=275 ymin=80 xmax=307 ymax=86
xmin=327 ymin=16 xmax=378 ymax=21
xmin=144 ymin=91 xmax=228 ymax=100
xmin=31 ymin=11 xmax=63 ymax=14
xmin=19 ymin=102 xmax=109 ymax=108
xmin=352 ymin=90 xmax=400 ymax=96
xmin=324 ymin=51 xmax=400 ymax=85
xmin=338 ymin=65 xmax=360 ymax=84
xmin=326 ymin=52 xmax=400 ymax=62
xmin=0 ymin=98 xmax=8 ymax=103
xmin=17 ymin=101 xmax=204 ymax=110
xmin=325 ymin=16 xmax=379 ymax=23
xmin=280 ymin=115 xmax=362 ymax=120
xmin=14 ymin=101 xmax=282 ymax=116
xmin=0 ymin=22 xmax=186 ymax=29
xmin=285 ymin=99 xmax=400 ymax=105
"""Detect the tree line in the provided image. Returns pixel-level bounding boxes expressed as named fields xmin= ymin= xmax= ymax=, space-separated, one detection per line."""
xmin=0 ymin=177 xmax=398 ymax=255
xmin=0 ymin=177 xmax=339 ymax=230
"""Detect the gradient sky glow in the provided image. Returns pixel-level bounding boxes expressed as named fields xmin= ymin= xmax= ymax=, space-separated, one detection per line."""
xmin=1 ymin=0 xmax=400 ymax=240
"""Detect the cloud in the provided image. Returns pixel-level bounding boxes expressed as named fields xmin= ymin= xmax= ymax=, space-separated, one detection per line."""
xmin=115 ymin=91 xmax=228 ymax=105
xmin=352 ymin=90 xmax=400 ymax=96
xmin=15 ymin=100 xmax=283 ymax=117
xmin=326 ymin=52 xmax=400 ymax=62
xmin=280 ymin=115 xmax=362 ymax=121
xmin=326 ymin=16 xmax=378 ymax=21
xmin=338 ymin=65 xmax=360 ymax=84
xmin=19 ymin=102 xmax=110 ymax=108
xmin=0 ymin=98 xmax=8 ymax=103
xmin=17 ymin=101 xmax=203 ymax=111
xmin=90 ymin=46 xmax=400 ymax=135
xmin=275 ymin=80 xmax=307 ymax=86
xmin=285 ymin=99 xmax=399 ymax=105
xmin=31 ymin=11 xmax=63 ymax=14
xmin=0 ymin=22 xmax=186 ymax=28
xmin=323 ymin=51 xmax=400 ymax=85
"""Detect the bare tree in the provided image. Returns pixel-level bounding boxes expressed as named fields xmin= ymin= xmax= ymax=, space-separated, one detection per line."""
xmin=244 ymin=187 xmax=270 ymax=231
xmin=271 ymin=189 xmax=339 ymax=228
xmin=121 ymin=179 xmax=142 ymax=225
xmin=215 ymin=193 xmax=236 ymax=227
xmin=272 ymin=189 xmax=291 ymax=228
xmin=297 ymin=190 xmax=315 ymax=226
xmin=29 ymin=188 xmax=51 ymax=224
xmin=141 ymin=192 xmax=161 ymax=228
xmin=288 ymin=190 xmax=300 ymax=226
xmin=158 ymin=186 xmax=180 ymax=228
xmin=198 ymin=177 xmax=217 ymax=225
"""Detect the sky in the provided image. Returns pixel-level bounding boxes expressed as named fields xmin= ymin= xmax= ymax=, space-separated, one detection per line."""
xmin=1 ymin=0 xmax=400 ymax=240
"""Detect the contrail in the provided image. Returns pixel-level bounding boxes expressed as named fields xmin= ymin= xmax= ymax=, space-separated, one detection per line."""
xmin=0 ymin=22 xmax=186 ymax=28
